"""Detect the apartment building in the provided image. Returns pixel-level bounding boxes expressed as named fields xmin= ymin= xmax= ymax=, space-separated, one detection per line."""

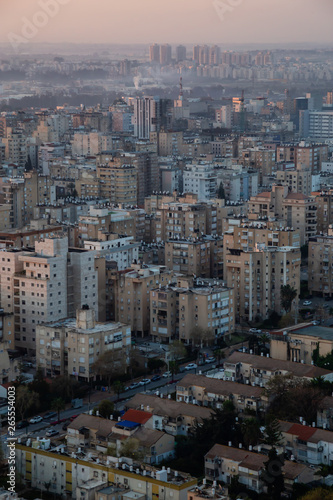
xmin=36 ymin=307 xmax=131 ymax=380
xmin=84 ymin=236 xmax=139 ymax=271
xmin=225 ymin=246 xmax=301 ymax=322
xmin=216 ymin=167 xmax=259 ymax=202
xmin=97 ymin=162 xmax=137 ymax=206
xmin=241 ymin=148 xmax=275 ymax=182
xmin=276 ymin=164 xmax=312 ymax=196
xmin=269 ymin=324 xmax=333 ymax=364
xmin=16 ymin=443 xmax=197 ymax=500
xmin=125 ymin=393 xmax=213 ymax=437
xmin=183 ymin=163 xmax=217 ymax=201
xmin=158 ymin=131 xmax=183 ymax=157
xmin=282 ymin=193 xmax=317 ymax=245
xmin=78 ymin=207 xmax=138 ymax=242
xmin=279 ymin=420 xmax=333 ymax=465
xmin=150 ymin=277 xmax=234 ymax=344
xmin=204 ymin=444 xmax=311 ymax=494
xmin=0 ymin=236 xmax=100 ymax=353
xmin=176 ymin=374 xmax=268 ymax=413
xmin=2 ymin=127 xmax=27 ymax=168
xmin=276 ymin=142 xmax=328 ymax=173
xmin=308 ymin=229 xmax=333 ymax=297
xmin=223 ymin=351 xmax=332 ymax=387
xmin=113 ymin=263 xmax=174 ymax=337
xmin=248 ymin=188 xmax=317 ymax=245
xmin=313 ymin=191 xmax=333 ymax=233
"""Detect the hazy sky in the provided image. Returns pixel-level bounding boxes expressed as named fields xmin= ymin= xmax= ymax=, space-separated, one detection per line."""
xmin=1 ymin=0 xmax=333 ymax=46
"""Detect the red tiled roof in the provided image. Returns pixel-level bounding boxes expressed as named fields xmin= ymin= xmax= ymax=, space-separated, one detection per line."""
xmin=285 ymin=193 xmax=308 ymax=200
xmin=286 ymin=423 xmax=316 ymax=442
xmin=122 ymin=409 xmax=153 ymax=425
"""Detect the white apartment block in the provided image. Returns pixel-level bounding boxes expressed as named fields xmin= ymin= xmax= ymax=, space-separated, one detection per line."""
xmin=84 ymin=237 xmax=139 ymax=271
xmin=183 ymin=163 xmax=217 ymax=201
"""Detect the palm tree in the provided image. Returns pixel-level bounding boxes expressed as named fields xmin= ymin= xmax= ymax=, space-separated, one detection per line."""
xmin=51 ymin=397 xmax=65 ymax=422
xmin=215 ymin=349 xmax=225 ymax=367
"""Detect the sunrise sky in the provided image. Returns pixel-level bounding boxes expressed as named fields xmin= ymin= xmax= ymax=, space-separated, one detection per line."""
xmin=1 ymin=0 xmax=333 ymax=46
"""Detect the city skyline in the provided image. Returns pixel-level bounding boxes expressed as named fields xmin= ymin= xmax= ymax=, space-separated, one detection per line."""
xmin=1 ymin=0 xmax=333 ymax=47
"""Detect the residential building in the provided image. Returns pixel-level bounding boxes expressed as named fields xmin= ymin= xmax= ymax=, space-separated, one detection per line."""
xmin=223 ymin=351 xmax=332 ymax=387
xmin=97 ymin=161 xmax=137 ymax=206
xmin=84 ymin=236 xmax=139 ymax=271
xmin=269 ymin=323 xmax=333 ymax=364
xmin=276 ymin=164 xmax=312 ymax=196
xmin=150 ymin=277 xmax=234 ymax=344
xmin=113 ymin=263 xmax=174 ymax=337
xmin=125 ymin=393 xmax=213 ymax=437
xmin=16 ymin=442 xmax=197 ymax=500
xmin=36 ymin=307 xmax=131 ymax=380
xmin=279 ymin=420 xmax=333 ymax=465
xmin=149 ymin=44 xmax=160 ymax=63
xmin=175 ymin=45 xmax=186 ymax=63
xmin=276 ymin=142 xmax=328 ymax=173
xmin=225 ymin=246 xmax=301 ymax=322
xmin=133 ymin=97 xmax=160 ymax=140
xmin=314 ymin=191 xmax=333 ymax=233
xmin=204 ymin=444 xmax=311 ymax=494
xmin=308 ymin=230 xmax=333 ymax=297
xmin=183 ymin=163 xmax=217 ymax=201
xmin=176 ymin=374 xmax=268 ymax=413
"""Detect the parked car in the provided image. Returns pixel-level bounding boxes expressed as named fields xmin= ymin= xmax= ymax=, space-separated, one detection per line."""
xmin=162 ymin=371 xmax=172 ymax=378
xmin=185 ymin=363 xmax=198 ymax=371
xmin=303 ymin=300 xmax=312 ymax=306
xmin=139 ymin=378 xmax=151 ymax=386
xmin=205 ymin=357 xmax=216 ymax=364
xmin=29 ymin=416 xmax=43 ymax=424
xmin=43 ymin=411 xmax=57 ymax=420
xmin=249 ymin=328 xmax=262 ymax=334
xmin=17 ymin=420 xmax=29 ymax=429
xmin=69 ymin=415 xmax=79 ymax=422
xmin=151 ymin=375 xmax=161 ymax=382
xmin=312 ymin=320 xmax=320 ymax=326
xmin=129 ymin=382 xmax=140 ymax=390
xmin=46 ymin=429 xmax=59 ymax=438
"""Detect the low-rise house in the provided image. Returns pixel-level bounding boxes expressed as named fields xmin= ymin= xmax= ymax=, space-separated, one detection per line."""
xmin=67 ymin=413 xmax=175 ymax=465
xmin=279 ymin=420 xmax=333 ymax=465
xmin=176 ymin=374 xmax=268 ymax=413
xmin=125 ymin=393 xmax=213 ymax=436
xmin=205 ymin=444 xmax=312 ymax=494
xmin=223 ymin=351 xmax=332 ymax=387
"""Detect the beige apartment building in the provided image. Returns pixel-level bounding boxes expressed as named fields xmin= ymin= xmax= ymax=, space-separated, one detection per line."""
xmin=0 ymin=236 xmax=100 ymax=353
xmin=269 ymin=323 xmax=333 ymax=364
xmin=112 ymin=263 xmax=174 ymax=337
xmin=308 ymin=229 xmax=333 ymax=297
xmin=158 ymin=131 xmax=183 ymax=156
xmin=16 ymin=443 xmax=197 ymax=500
xmin=276 ymin=164 xmax=312 ymax=196
xmin=36 ymin=307 xmax=131 ymax=380
xmin=2 ymin=127 xmax=27 ymax=168
xmin=150 ymin=277 xmax=234 ymax=344
xmin=164 ymin=239 xmax=211 ymax=278
xmin=241 ymin=148 xmax=275 ymax=182
xmin=97 ymin=161 xmax=137 ymax=205
xmin=225 ymin=246 xmax=301 ymax=322
xmin=314 ymin=190 xmax=333 ymax=233
xmin=248 ymin=188 xmax=317 ymax=245
xmin=144 ymin=194 xmax=218 ymax=243
xmin=176 ymin=374 xmax=268 ymax=413
xmin=276 ymin=142 xmax=328 ymax=173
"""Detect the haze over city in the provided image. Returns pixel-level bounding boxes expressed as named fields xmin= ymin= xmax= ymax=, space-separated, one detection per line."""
xmin=1 ymin=0 xmax=333 ymax=45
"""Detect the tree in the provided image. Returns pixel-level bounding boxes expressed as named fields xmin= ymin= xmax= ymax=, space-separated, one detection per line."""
xmin=92 ymin=350 xmax=127 ymax=390
xmin=93 ymin=399 xmax=114 ymax=419
xmin=300 ymin=487 xmax=333 ymax=500
xmin=24 ymin=155 xmax=33 ymax=172
xmin=169 ymin=360 xmax=179 ymax=380
xmin=241 ymin=418 xmax=262 ymax=448
xmin=120 ymin=437 xmax=145 ymax=460
xmin=214 ymin=349 xmax=225 ymax=366
xmin=217 ymin=181 xmax=225 ymax=200
xmin=169 ymin=340 xmax=187 ymax=361
xmin=51 ymin=397 xmax=65 ymax=422
xmin=16 ymin=386 xmax=39 ymax=420
xmin=263 ymin=418 xmax=282 ymax=448
xmin=280 ymin=284 xmax=297 ymax=313
xmin=113 ymin=381 xmax=125 ymax=401
xmin=190 ymin=326 xmax=215 ymax=349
